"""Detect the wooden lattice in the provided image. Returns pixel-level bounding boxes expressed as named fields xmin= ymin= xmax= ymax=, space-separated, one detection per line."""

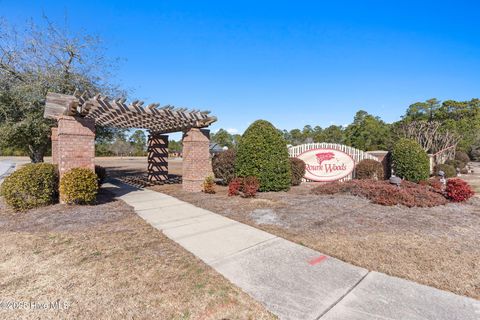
xmin=44 ymin=91 xmax=217 ymax=133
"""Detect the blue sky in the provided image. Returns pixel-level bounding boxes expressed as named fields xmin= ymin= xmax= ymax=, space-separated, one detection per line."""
xmin=2 ymin=0 xmax=480 ymax=136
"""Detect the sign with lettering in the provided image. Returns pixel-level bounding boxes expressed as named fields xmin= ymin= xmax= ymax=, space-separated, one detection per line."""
xmin=297 ymin=148 xmax=355 ymax=182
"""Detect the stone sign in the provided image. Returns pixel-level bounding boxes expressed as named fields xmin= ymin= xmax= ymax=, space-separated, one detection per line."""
xmin=297 ymin=148 xmax=355 ymax=182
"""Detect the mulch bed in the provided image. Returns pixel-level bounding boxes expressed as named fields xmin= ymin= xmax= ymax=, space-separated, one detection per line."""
xmin=150 ymin=183 xmax=480 ymax=300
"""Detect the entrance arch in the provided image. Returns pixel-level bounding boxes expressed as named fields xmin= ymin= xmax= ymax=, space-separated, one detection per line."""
xmin=44 ymin=91 xmax=217 ymax=192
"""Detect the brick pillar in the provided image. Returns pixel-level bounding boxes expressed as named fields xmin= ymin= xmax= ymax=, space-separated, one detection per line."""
xmin=147 ymin=133 xmax=169 ymax=182
xmin=57 ymin=116 xmax=95 ymax=177
xmin=182 ymin=128 xmax=212 ymax=192
xmin=51 ymin=127 xmax=59 ymax=165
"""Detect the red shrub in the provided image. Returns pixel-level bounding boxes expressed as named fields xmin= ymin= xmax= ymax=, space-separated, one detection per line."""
xmin=445 ymin=178 xmax=475 ymax=202
xmin=242 ymin=176 xmax=260 ymax=198
xmin=228 ymin=178 xmax=243 ymax=196
xmin=311 ymin=179 xmax=447 ymax=207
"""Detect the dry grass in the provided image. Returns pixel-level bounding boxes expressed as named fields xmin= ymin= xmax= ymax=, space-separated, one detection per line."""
xmin=151 ymin=183 xmax=480 ymax=300
xmin=0 ymin=190 xmax=275 ymax=320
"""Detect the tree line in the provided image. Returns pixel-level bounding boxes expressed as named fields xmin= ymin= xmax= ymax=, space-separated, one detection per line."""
xmin=211 ymin=98 xmax=480 ymax=159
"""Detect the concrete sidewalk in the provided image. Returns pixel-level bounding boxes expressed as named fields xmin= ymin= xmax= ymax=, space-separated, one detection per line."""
xmin=105 ymin=180 xmax=480 ymax=320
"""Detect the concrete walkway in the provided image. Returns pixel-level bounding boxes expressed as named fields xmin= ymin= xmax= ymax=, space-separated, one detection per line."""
xmin=105 ymin=180 xmax=480 ymax=320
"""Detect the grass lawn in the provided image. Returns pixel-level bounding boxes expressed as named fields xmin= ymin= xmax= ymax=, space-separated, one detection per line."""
xmin=151 ymin=182 xmax=480 ymax=300
xmin=0 ymin=190 xmax=275 ymax=320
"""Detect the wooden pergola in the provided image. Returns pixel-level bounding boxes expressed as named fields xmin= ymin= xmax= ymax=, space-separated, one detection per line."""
xmin=44 ymin=91 xmax=217 ymax=192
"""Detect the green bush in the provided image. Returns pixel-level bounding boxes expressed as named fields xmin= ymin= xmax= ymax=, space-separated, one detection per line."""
xmin=59 ymin=168 xmax=98 ymax=205
xmin=290 ymin=158 xmax=306 ymax=186
xmin=445 ymin=159 xmax=466 ymax=170
xmin=392 ymin=139 xmax=430 ymax=182
xmin=434 ymin=163 xmax=456 ymax=178
xmin=470 ymin=145 xmax=480 ymax=161
xmin=0 ymin=163 xmax=58 ymax=211
xmin=212 ymin=149 xmax=236 ymax=184
xmin=355 ymin=159 xmax=385 ymax=180
xmin=455 ymin=151 xmax=470 ymax=165
xmin=235 ymin=120 xmax=291 ymax=192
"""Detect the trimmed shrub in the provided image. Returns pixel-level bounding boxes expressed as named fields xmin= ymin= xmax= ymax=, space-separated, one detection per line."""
xmin=455 ymin=151 xmax=470 ymax=164
xmin=95 ymin=165 xmax=107 ymax=186
xmin=445 ymin=159 xmax=466 ymax=170
xmin=235 ymin=120 xmax=291 ymax=192
xmin=392 ymin=139 xmax=430 ymax=182
xmin=470 ymin=145 xmax=480 ymax=161
xmin=212 ymin=149 xmax=236 ymax=184
xmin=445 ymin=178 xmax=474 ymax=202
xmin=434 ymin=163 xmax=456 ymax=178
xmin=290 ymin=158 xmax=306 ymax=186
xmin=202 ymin=176 xmax=216 ymax=194
xmin=311 ymin=179 xmax=447 ymax=207
xmin=355 ymin=159 xmax=384 ymax=180
xmin=0 ymin=163 xmax=58 ymax=211
xmin=59 ymin=168 xmax=98 ymax=205
xmin=242 ymin=176 xmax=260 ymax=198
xmin=228 ymin=178 xmax=243 ymax=196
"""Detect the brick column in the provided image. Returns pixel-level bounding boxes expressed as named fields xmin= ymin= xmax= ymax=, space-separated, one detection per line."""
xmin=182 ymin=128 xmax=212 ymax=192
xmin=147 ymin=133 xmax=169 ymax=182
xmin=57 ymin=116 xmax=95 ymax=177
xmin=51 ymin=127 xmax=59 ymax=165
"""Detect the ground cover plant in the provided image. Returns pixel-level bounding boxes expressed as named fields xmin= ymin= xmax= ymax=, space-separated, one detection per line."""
xmin=0 ymin=190 xmax=274 ymax=320
xmin=311 ymin=179 xmax=448 ymax=207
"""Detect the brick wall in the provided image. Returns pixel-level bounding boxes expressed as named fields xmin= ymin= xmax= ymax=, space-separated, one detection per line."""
xmin=148 ymin=133 xmax=169 ymax=181
xmin=182 ymin=128 xmax=212 ymax=192
xmin=57 ymin=116 xmax=95 ymax=177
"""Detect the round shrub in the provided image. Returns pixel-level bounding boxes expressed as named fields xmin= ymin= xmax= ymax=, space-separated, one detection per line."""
xmin=455 ymin=151 xmax=470 ymax=164
xmin=235 ymin=120 xmax=291 ymax=192
xmin=434 ymin=163 xmax=456 ymax=178
xmin=290 ymin=158 xmax=306 ymax=186
xmin=0 ymin=163 xmax=58 ymax=211
xmin=392 ymin=139 xmax=430 ymax=183
xmin=355 ymin=159 xmax=384 ymax=180
xmin=212 ymin=149 xmax=236 ymax=184
xmin=59 ymin=168 xmax=99 ymax=204
xmin=446 ymin=178 xmax=474 ymax=202
xmin=470 ymin=145 xmax=480 ymax=161
xmin=445 ymin=159 xmax=466 ymax=170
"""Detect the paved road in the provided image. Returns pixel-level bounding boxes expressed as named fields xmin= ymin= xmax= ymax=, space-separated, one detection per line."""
xmin=0 ymin=160 xmax=15 ymax=183
xmin=105 ymin=180 xmax=480 ymax=320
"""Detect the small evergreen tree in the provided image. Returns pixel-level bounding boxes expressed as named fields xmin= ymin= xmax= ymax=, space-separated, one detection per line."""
xmin=392 ymin=138 xmax=430 ymax=182
xmin=235 ymin=120 xmax=291 ymax=191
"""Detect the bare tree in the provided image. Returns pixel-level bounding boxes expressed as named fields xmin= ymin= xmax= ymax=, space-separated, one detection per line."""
xmin=0 ymin=16 xmax=123 ymax=162
xmin=396 ymin=121 xmax=460 ymax=164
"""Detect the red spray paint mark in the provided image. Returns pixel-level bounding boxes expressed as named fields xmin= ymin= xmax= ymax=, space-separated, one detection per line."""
xmin=308 ymin=255 xmax=327 ymax=266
